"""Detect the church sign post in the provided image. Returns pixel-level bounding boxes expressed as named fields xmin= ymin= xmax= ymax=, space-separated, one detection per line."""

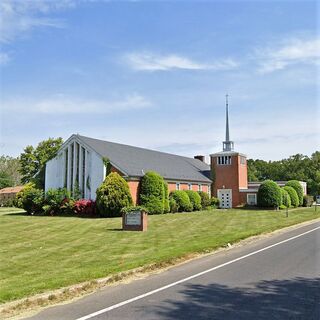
xmin=122 ymin=207 xmax=148 ymax=231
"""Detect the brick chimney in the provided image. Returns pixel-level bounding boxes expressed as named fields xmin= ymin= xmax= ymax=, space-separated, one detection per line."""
xmin=194 ymin=155 xmax=205 ymax=162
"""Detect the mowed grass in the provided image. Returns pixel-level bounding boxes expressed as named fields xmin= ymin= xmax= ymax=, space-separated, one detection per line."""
xmin=0 ymin=206 xmax=319 ymax=303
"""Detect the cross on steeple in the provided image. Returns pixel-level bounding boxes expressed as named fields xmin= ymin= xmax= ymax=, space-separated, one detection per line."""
xmin=223 ymin=94 xmax=234 ymax=152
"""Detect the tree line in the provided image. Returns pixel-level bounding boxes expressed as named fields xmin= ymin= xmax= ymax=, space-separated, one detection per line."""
xmin=247 ymin=152 xmax=320 ymax=196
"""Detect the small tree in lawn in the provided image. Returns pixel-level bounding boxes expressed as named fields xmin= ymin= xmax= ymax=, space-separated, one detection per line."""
xmin=280 ymin=188 xmax=291 ymax=208
xmin=96 ymin=172 xmax=133 ymax=217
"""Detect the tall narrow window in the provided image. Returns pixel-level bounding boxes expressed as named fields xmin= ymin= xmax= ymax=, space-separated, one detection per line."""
xmin=64 ymin=148 xmax=68 ymax=188
xmin=188 ymin=183 xmax=192 ymax=190
xmin=70 ymin=143 xmax=74 ymax=193
xmin=82 ymin=146 xmax=86 ymax=198
xmin=176 ymin=183 xmax=180 ymax=190
xmin=75 ymin=142 xmax=80 ymax=189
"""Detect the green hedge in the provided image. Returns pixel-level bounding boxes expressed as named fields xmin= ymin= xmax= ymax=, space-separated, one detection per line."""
xmin=139 ymin=171 xmax=166 ymax=214
xmin=170 ymin=190 xmax=193 ymax=212
xmin=280 ymin=188 xmax=291 ymax=208
xmin=211 ymin=197 xmax=220 ymax=207
xmin=283 ymin=186 xmax=299 ymax=208
xmin=257 ymin=180 xmax=282 ymax=208
xmin=185 ymin=190 xmax=202 ymax=211
xmin=197 ymin=191 xmax=211 ymax=209
xmin=285 ymin=180 xmax=303 ymax=206
xmin=163 ymin=182 xmax=170 ymax=213
xmin=96 ymin=172 xmax=133 ymax=217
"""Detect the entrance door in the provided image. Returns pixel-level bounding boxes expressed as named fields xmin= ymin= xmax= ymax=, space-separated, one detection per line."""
xmin=217 ymin=189 xmax=232 ymax=208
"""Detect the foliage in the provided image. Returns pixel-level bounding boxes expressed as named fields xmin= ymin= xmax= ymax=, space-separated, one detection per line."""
xmin=96 ymin=172 xmax=133 ymax=217
xmin=0 ymin=155 xmax=21 ymax=188
xmin=139 ymin=171 xmax=166 ymax=214
xmin=185 ymin=190 xmax=202 ymax=211
xmin=19 ymin=137 xmax=63 ymax=189
xmin=102 ymin=157 xmax=112 ymax=176
xmin=283 ymin=186 xmax=299 ymax=208
xmin=15 ymin=183 xmax=44 ymax=214
xmin=163 ymin=182 xmax=170 ymax=213
xmin=257 ymin=180 xmax=282 ymax=208
xmin=247 ymin=151 xmax=320 ymax=197
xmin=303 ymin=195 xmax=314 ymax=207
xmin=43 ymin=188 xmax=72 ymax=216
xmin=73 ymin=199 xmax=96 ymax=216
xmin=170 ymin=190 xmax=193 ymax=212
xmin=211 ymin=197 xmax=220 ymax=207
xmin=279 ymin=204 xmax=287 ymax=210
xmin=198 ymin=191 xmax=211 ymax=209
xmin=169 ymin=197 xmax=178 ymax=213
xmin=280 ymin=188 xmax=291 ymax=208
xmin=285 ymin=180 xmax=303 ymax=206
xmin=121 ymin=206 xmax=148 ymax=214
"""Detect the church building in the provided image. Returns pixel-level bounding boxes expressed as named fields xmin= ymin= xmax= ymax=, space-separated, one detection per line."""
xmin=45 ymin=98 xmax=305 ymax=208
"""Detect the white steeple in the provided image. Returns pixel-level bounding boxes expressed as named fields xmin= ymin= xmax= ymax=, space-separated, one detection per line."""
xmin=222 ymin=94 xmax=234 ymax=152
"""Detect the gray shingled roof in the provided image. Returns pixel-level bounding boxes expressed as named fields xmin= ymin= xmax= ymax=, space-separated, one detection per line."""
xmin=78 ymin=135 xmax=212 ymax=183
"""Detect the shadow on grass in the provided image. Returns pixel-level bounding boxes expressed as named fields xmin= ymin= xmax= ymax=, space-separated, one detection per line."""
xmin=151 ymin=277 xmax=320 ymax=320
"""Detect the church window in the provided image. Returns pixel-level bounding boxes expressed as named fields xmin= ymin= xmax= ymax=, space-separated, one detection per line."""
xmin=176 ymin=183 xmax=180 ymax=190
xmin=198 ymin=184 xmax=202 ymax=191
xmin=70 ymin=143 xmax=74 ymax=193
xmin=240 ymin=156 xmax=246 ymax=165
xmin=188 ymin=183 xmax=192 ymax=190
xmin=64 ymin=148 xmax=68 ymax=188
xmin=217 ymin=156 xmax=232 ymax=165
xmin=81 ymin=146 xmax=86 ymax=197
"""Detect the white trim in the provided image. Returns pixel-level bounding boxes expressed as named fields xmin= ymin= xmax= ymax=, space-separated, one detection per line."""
xmin=217 ymin=189 xmax=232 ymax=208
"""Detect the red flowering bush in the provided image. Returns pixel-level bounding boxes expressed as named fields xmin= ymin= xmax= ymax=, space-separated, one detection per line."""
xmin=73 ymin=199 xmax=96 ymax=216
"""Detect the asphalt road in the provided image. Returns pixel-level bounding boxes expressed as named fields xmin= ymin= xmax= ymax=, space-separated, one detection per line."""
xmin=26 ymin=220 xmax=320 ymax=320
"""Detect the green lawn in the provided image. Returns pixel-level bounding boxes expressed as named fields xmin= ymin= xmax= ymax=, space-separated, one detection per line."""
xmin=0 ymin=206 xmax=319 ymax=303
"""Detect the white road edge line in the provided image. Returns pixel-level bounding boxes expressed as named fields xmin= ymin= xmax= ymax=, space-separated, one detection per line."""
xmin=76 ymin=225 xmax=320 ymax=320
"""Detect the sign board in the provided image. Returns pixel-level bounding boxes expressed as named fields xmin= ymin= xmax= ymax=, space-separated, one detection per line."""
xmin=125 ymin=211 xmax=141 ymax=226
xmin=316 ymin=195 xmax=320 ymax=205
xmin=122 ymin=210 xmax=148 ymax=231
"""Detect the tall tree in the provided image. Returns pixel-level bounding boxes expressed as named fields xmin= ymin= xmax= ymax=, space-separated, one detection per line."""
xmin=19 ymin=137 xmax=63 ymax=189
xmin=0 ymin=156 xmax=21 ymax=188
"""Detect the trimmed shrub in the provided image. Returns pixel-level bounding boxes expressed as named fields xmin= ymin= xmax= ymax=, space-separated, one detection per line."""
xmin=283 ymin=186 xmax=299 ymax=208
xmin=43 ymin=188 xmax=72 ymax=215
xmin=285 ymin=180 xmax=303 ymax=206
xmin=257 ymin=180 xmax=282 ymax=208
xmin=73 ymin=199 xmax=96 ymax=216
xmin=96 ymin=172 xmax=133 ymax=217
xmin=163 ymin=182 xmax=170 ymax=213
xmin=211 ymin=197 xmax=220 ymax=208
xmin=280 ymin=188 xmax=291 ymax=208
xmin=185 ymin=190 xmax=202 ymax=211
xmin=303 ymin=195 xmax=314 ymax=207
xmin=139 ymin=171 xmax=165 ymax=214
xmin=198 ymin=191 xmax=211 ymax=209
xmin=170 ymin=190 xmax=192 ymax=212
xmin=15 ymin=183 xmax=44 ymax=215
xmin=169 ymin=197 xmax=178 ymax=213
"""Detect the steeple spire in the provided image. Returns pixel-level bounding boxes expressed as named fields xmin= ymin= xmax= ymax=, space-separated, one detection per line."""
xmin=223 ymin=94 xmax=234 ymax=152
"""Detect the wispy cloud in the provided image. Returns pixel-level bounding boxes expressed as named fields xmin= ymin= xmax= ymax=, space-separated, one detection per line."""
xmin=3 ymin=93 xmax=152 ymax=114
xmin=0 ymin=0 xmax=73 ymax=43
xmin=255 ymin=37 xmax=320 ymax=73
xmin=124 ymin=52 xmax=238 ymax=71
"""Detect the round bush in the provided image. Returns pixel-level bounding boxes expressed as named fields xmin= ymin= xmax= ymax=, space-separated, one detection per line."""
xmin=139 ymin=171 xmax=166 ymax=214
xmin=197 ymin=191 xmax=211 ymax=209
xmin=185 ymin=190 xmax=202 ymax=211
xmin=280 ymin=188 xmax=291 ymax=208
xmin=257 ymin=180 xmax=282 ymax=208
xmin=170 ymin=190 xmax=193 ymax=212
xmin=285 ymin=180 xmax=303 ymax=206
xmin=283 ymin=186 xmax=299 ymax=208
xmin=96 ymin=172 xmax=133 ymax=217
xmin=169 ymin=197 xmax=178 ymax=213
xmin=15 ymin=183 xmax=44 ymax=215
xmin=211 ymin=197 xmax=220 ymax=207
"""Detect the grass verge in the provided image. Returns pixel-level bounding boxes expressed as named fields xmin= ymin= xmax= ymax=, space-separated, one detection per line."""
xmin=0 ymin=206 xmax=319 ymax=307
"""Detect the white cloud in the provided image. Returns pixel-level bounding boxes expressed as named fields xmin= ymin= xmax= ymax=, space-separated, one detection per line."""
xmin=0 ymin=0 xmax=73 ymax=43
xmin=0 ymin=52 xmax=10 ymax=65
xmin=3 ymin=93 xmax=152 ymax=114
xmin=256 ymin=37 xmax=320 ymax=73
xmin=124 ymin=52 xmax=238 ymax=71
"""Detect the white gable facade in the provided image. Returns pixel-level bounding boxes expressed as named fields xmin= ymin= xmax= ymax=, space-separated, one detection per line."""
xmin=45 ymin=135 xmax=105 ymax=200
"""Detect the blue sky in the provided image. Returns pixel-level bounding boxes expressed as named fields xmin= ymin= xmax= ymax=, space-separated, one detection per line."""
xmin=0 ymin=0 xmax=319 ymax=161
